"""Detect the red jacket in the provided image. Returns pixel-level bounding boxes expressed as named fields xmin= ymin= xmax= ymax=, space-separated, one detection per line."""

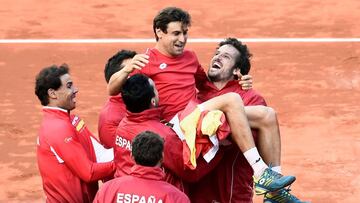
xmin=94 ymin=165 xmax=190 ymax=203
xmin=191 ymin=80 xmax=267 ymax=203
xmin=113 ymin=108 xmax=223 ymax=193
xmin=37 ymin=107 xmax=115 ymax=203
xmin=98 ymin=95 xmax=126 ymax=148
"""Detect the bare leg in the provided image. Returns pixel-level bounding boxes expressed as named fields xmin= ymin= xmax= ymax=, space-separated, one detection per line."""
xmin=245 ymin=106 xmax=281 ymax=167
xmin=200 ymin=92 xmax=255 ymax=152
xmin=199 ymin=93 xmax=271 ymax=178
xmin=198 ymin=93 xmax=295 ymax=193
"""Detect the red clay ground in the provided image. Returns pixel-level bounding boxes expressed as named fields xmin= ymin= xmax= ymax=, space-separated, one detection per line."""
xmin=0 ymin=1 xmax=360 ymax=202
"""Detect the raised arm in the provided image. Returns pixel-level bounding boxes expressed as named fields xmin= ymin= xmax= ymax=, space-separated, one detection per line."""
xmin=107 ymin=54 xmax=149 ymax=95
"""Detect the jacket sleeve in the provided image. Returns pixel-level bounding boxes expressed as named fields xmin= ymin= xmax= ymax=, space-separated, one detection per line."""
xmin=162 ymin=130 xmax=224 ymax=182
xmin=97 ymin=110 xmax=114 ymax=149
xmin=98 ymin=118 xmax=117 ymax=149
xmin=49 ymin=124 xmax=115 ymax=182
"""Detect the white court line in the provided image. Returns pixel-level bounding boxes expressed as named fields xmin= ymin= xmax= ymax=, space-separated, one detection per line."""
xmin=0 ymin=38 xmax=360 ymax=43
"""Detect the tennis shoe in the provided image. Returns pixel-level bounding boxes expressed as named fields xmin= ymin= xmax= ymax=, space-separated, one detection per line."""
xmin=254 ymin=168 xmax=296 ymax=195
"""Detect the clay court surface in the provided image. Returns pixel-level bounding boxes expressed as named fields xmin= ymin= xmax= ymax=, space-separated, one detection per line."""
xmin=0 ymin=1 xmax=360 ymax=202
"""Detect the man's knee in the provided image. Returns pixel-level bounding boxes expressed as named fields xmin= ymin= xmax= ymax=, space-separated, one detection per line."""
xmin=263 ymin=107 xmax=277 ymax=127
xmin=221 ymin=92 xmax=244 ymax=107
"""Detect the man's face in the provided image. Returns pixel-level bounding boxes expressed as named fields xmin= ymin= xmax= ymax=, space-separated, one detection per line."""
xmin=208 ymin=44 xmax=240 ymax=82
xmin=156 ymin=21 xmax=188 ymax=57
xmin=148 ymin=78 xmax=159 ymax=107
xmin=54 ymin=74 xmax=78 ymax=111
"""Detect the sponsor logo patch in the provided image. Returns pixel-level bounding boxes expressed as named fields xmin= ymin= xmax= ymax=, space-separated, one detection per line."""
xmin=75 ymin=120 xmax=85 ymax=132
xmin=159 ymin=63 xmax=167 ymax=70
xmin=64 ymin=136 xmax=73 ymax=143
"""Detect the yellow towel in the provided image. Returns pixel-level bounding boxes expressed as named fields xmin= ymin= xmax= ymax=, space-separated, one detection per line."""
xmin=180 ymin=107 xmax=201 ymax=168
xmin=180 ymin=108 xmax=225 ymax=168
xmin=201 ymin=110 xmax=223 ymax=137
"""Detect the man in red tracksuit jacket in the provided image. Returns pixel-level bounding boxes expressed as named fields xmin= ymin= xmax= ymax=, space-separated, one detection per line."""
xmin=35 ymin=64 xmax=115 ymax=203
xmin=94 ymin=131 xmax=190 ymax=203
xmin=113 ymin=74 xmax=225 ymax=193
xmin=98 ymin=50 xmax=137 ymax=149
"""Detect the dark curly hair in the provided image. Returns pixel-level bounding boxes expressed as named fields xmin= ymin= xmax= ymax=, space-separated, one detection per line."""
xmin=35 ymin=64 xmax=69 ymax=106
xmin=121 ymin=74 xmax=155 ymax=113
xmin=132 ymin=131 xmax=164 ymax=167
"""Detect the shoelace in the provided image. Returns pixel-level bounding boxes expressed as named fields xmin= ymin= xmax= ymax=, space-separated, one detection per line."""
xmin=265 ymin=167 xmax=283 ymax=180
xmin=285 ymin=190 xmax=300 ymax=201
xmin=278 ymin=187 xmax=301 ymax=201
xmin=267 ymin=164 xmax=283 ymax=179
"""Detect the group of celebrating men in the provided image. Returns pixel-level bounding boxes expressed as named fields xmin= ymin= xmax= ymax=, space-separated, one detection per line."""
xmin=35 ymin=6 xmax=309 ymax=203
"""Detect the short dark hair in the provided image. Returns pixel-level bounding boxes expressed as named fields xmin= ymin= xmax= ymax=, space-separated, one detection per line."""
xmin=104 ymin=49 xmax=137 ymax=83
xmin=121 ymin=74 xmax=155 ymax=113
xmin=153 ymin=7 xmax=191 ymax=41
xmin=218 ymin=38 xmax=252 ymax=75
xmin=35 ymin=64 xmax=69 ymax=106
xmin=132 ymin=131 xmax=164 ymax=167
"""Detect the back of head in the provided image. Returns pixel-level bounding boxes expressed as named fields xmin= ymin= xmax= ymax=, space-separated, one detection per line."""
xmin=121 ymin=74 xmax=155 ymax=113
xmin=104 ymin=49 xmax=137 ymax=83
xmin=153 ymin=7 xmax=191 ymax=41
xmin=132 ymin=131 xmax=164 ymax=167
xmin=35 ymin=64 xmax=69 ymax=106
xmin=219 ymin=38 xmax=252 ymax=75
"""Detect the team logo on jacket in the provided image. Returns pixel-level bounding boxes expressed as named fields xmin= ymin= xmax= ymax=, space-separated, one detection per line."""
xmin=159 ymin=63 xmax=167 ymax=69
xmin=71 ymin=116 xmax=85 ymax=132
xmin=64 ymin=136 xmax=73 ymax=143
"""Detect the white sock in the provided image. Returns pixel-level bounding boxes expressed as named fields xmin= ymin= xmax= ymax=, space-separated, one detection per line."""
xmin=272 ymin=166 xmax=282 ymax=174
xmin=243 ymin=147 xmax=268 ymax=178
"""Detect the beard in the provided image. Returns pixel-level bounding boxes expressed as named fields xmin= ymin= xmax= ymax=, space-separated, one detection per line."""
xmin=208 ymin=69 xmax=235 ymax=82
xmin=208 ymin=73 xmax=220 ymax=82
